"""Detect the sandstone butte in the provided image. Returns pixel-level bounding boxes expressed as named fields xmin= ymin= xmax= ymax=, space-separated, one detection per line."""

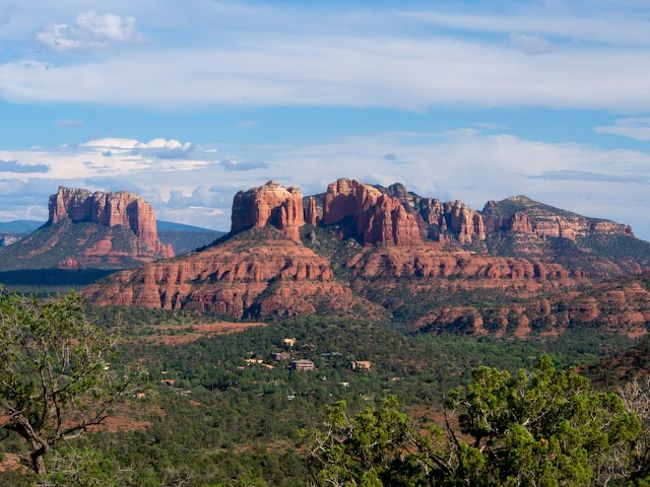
xmin=49 ymin=186 xmax=173 ymax=257
xmin=231 ymin=181 xmax=304 ymax=243
xmin=10 ymin=186 xmax=176 ymax=270
xmin=85 ymin=178 xmax=650 ymax=335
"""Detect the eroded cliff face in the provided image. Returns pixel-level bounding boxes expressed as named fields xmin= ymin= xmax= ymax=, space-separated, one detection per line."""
xmin=444 ymin=201 xmax=486 ymax=244
xmin=376 ymin=184 xmax=634 ymax=246
xmin=415 ymin=273 xmax=650 ymax=338
xmin=481 ymin=195 xmax=633 ymax=241
xmin=0 ymin=187 xmax=174 ymax=270
xmin=231 ymin=181 xmax=304 ymax=242
xmin=304 ymin=196 xmax=319 ymax=226
xmin=321 ymin=178 xmax=421 ymax=246
xmin=48 ymin=187 xmax=173 ymax=258
xmin=85 ymin=228 xmax=383 ymax=319
xmin=346 ymin=245 xmax=574 ymax=282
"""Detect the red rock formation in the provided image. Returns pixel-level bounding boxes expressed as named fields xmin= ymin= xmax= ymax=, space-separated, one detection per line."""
xmin=304 ymin=196 xmax=319 ymax=226
xmin=444 ymin=201 xmax=486 ymax=244
xmin=347 ymin=245 xmax=573 ymax=283
xmin=85 ymin=229 xmax=383 ymax=319
xmin=231 ymin=181 xmax=304 ymax=242
xmin=482 ymin=195 xmax=633 ymax=242
xmin=321 ymin=178 xmax=421 ymax=246
xmin=508 ymin=212 xmax=534 ymax=233
xmin=48 ymin=187 xmax=173 ymax=258
xmin=415 ymin=272 xmax=650 ymax=338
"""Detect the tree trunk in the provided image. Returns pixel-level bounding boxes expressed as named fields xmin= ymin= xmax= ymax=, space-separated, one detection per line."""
xmin=29 ymin=441 xmax=48 ymax=476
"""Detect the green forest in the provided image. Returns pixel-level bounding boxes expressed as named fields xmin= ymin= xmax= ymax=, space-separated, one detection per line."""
xmin=0 ymin=292 xmax=648 ymax=486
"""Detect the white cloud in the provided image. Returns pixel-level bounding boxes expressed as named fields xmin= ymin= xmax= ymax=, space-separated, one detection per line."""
xmin=80 ymin=138 xmax=141 ymax=149
xmin=2 ymin=34 xmax=650 ymax=110
xmin=594 ymin=117 xmax=650 ymax=141
xmin=400 ymin=10 xmax=650 ymax=45
xmin=37 ymin=11 xmax=137 ymax=51
xmin=1 ymin=129 xmax=650 ymax=236
xmin=508 ymin=33 xmax=553 ymax=54
xmin=75 ymin=11 xmax=136 ymax=42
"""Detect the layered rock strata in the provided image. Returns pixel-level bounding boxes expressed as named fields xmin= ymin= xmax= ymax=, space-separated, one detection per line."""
xmin=231 ymin=181 xmax=304 ymax=242
xmin=321 ymin=178 xmax=421 ymax=246
xmin=85 ymin=229 xmax=381 ymax=319
xmin=48 ymin=187 xmax=173 ymax=258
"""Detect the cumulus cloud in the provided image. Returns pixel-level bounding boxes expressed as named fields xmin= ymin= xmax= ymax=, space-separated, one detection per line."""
xmin=37 ymin=11 xmax=138 ymax=51
xmin=594 ymin=117 xmax=650 ymax=141
xmin=130 ymin=138 xmax=195 ymax=159
xmin=167 ymin=186 xmax=233 ymax=210
xmin=80 ymin=137 xmax=200 ymax=162
xmin=80 ymin=138 xmax=144 ymax=149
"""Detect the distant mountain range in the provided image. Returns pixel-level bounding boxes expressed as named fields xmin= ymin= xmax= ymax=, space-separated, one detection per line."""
xmin=0 ymin=218 xmax=222 ymax=236
xmin=0 ymin=220 xmax=43 ymax=234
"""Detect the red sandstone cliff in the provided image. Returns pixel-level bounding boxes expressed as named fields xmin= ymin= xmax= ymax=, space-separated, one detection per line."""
xmin=415 ymin=273 xmax=650 ymax=338
xmin=321 ymin=178 xmax=421 ymax=246
xmin=375 ymin=184 xmax=634 ymax=246
xmin=48 ymin=187 xmax=173 ymax=258
xmin=231 ymin=181 xmax=304 ymax=242
xmin=304 ymin=196 xmax=319 ymax=226
xmin=0 ymin=187 xmax=174 ymax=271
xmin=85 ymin=228 xmax=383 ymax=319
xmin=83 ymin=178 xmax=650 ymax=333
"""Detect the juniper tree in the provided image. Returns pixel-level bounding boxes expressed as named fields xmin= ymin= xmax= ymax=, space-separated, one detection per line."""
xmin=0 ymin=290 xmax=135 ymax=476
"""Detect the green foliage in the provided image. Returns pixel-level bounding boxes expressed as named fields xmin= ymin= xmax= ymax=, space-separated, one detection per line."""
xmin=307 ymin=396 xmax=425 ymax=487
xmin=482 ymin=195 xmax=587 ymax=220
xmin=0 ymin=290 xmax=137 ymax=475
xmin=577 ymin=234 xmax=650 ymax=264
xmin=1 ymin=305 xmax=641 ymax=485
xmin=308 ymin=357 xmax=644 ymax=487
xmin=300 ymin=224 xmax=363 ymax=275
xmin=42 ymin=445 xmax=126 ymax=486
xmin=444 ymin=356 xmax=640 ymax=486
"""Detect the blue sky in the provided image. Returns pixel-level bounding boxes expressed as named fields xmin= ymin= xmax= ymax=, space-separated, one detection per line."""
xmin=1 ymin=0 xmax=650 ymax=237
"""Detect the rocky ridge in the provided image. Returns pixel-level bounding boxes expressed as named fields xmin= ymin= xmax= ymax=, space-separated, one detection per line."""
xmin=321 ymin=178 xmax=421 ymax=246
xmin=85 ymin=227 xmax=382 ymax=319
xmin=85 ymin=178 xmax=650 ymax=335
xmin=415 ymin=272 xmax=650 ymax=338
xmin=376 ymin=184 xmax=633 ymax=245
